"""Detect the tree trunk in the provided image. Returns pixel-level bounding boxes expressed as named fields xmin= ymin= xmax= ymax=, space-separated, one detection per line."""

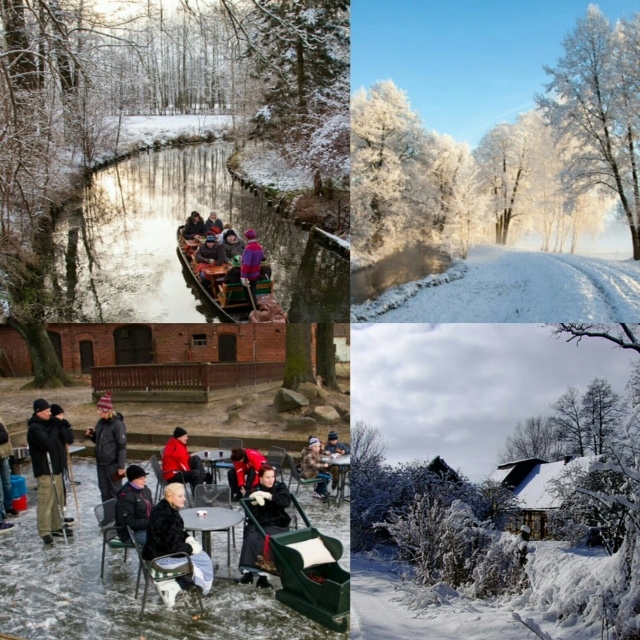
xmin=315 ymin=322 xmax=340 ymax=391
xmin=282 ymin=324 xmax=314 ymax=390
xmin=7 ymin=321 xmax=73 ymax=388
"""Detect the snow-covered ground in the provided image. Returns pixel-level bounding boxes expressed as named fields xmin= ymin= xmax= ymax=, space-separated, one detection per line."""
xmin=352 ymin=542 xmax=615 ymax=640
xmin=351 ymin=244 xmax=640 ymax=322
xmin=0 ymin=457 xmax=350 ymax=640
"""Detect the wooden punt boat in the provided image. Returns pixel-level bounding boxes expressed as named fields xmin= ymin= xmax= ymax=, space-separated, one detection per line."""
xmin=177 ymin=226 xmax=287 ymax=323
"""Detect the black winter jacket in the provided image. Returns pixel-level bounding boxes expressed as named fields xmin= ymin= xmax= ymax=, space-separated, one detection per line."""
xmin=27 ymin=414 xmax=69 ymax=477
xmin=115 ymin=482 xmax=153 ymax=541
xmin=89 ymin=414 xmax=126 ymax=468
xmin=248 ymin=482 xmax=291 ymax=529
xmin=49 ymin=416 xmax=74 ymax=470
xmin=142 ymin=499 xmax=192 ymax=560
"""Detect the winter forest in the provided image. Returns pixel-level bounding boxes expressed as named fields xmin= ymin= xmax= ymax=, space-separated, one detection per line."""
xmin=1 ymin=0 xmax=349 ymax=351
xmin=352 ymin=324 xmax=640 ymax=640
xmin=351 ymin=6 xmax=640 ymax=271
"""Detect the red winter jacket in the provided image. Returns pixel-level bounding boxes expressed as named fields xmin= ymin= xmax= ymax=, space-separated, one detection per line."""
xmin=162 ymin=437 xmax=190 ymax=481
xmin=232 ymin=448 xmax=266 ymax=489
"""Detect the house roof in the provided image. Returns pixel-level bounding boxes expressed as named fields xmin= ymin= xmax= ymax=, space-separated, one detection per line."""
xmin=513 ymin=457 xmax=594 ymax=510
xmin=490 ymin=458 xmax=548 ymax=489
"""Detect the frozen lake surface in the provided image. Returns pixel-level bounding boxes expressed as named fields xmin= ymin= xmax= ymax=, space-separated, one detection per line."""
xmin=0 ymin=457 xmax=349 ymax=639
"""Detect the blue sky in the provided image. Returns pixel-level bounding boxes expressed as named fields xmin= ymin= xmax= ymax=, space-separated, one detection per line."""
xmin=351 ymin=324 xmax=639 ymax=481
xmin=351 ymin=1 xmax=637 ymax=148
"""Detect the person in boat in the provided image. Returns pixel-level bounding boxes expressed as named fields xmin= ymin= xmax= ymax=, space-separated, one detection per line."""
xmin=143 ymin=483 xmax=214 ymax=605
xmin=221 ymin=229 xmax=245 ymax=260
xmin=205 ymin=212 xmax=224 ymax=237
xmin=195 ymin=236 xmax=228 ymax=285
xmin=224 ymin=254 xmax=242 ymax=285
xmin=240 ymin=229 xmax=264 ymax=304
xmin=183 ymin=211 xmax=206 ymax=240
xmin=237 ymin=464 xmax=291 ymax=589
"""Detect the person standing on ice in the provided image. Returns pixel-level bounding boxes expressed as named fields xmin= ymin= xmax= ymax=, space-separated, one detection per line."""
xmin=85 ymin=392 xmax=127 ymax=502
xmin=240 ymin=228 xmax=264 ymax=305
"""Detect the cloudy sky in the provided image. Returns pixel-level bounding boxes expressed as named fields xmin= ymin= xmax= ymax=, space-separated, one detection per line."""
xmin=351 ymin=324 xmax=639 ymax=481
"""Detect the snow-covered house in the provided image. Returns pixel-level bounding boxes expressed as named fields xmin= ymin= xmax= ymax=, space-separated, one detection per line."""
xmin=492 ymin=456 xmax=593 ymax=540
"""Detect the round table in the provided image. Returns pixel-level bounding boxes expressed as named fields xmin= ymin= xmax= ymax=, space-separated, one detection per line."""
xmin=181 ymin=507 xmax=244 ymax=565
xmin=322 ymin=454 xmax=350 ymax=507
xmin=192 ymin=449 xmax=232 ymax=484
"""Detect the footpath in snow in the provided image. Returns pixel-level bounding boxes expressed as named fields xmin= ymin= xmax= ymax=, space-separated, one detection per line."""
xmin=351 ymin=245 xmax=640 ymax=322
xmin=352 ymin=543 xmax=614 ymax=640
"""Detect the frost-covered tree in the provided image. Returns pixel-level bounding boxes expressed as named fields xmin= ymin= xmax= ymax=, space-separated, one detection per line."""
xmin=475 ymin=119 xmax=530 ymax=245
xmin=581 ymin=378 xmax=626 ymax=455
xmin=498 ymin=416 xmax=560 ymax=463
xmin=538 ymin=6 xmax=640 ymax=260
xmin=550 ymin=386 xmax=589 ymax=456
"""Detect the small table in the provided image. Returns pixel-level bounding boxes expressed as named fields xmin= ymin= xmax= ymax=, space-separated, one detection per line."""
xmin=322 ymin=454 xmax=350 ymax=507
xmin=181 ymin=507 xmax=244 ymax=565
xmin=192 ymin=449 xmax=232 ymax=483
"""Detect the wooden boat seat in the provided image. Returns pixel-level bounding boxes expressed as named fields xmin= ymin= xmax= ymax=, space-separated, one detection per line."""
xmin=217 ymin=280 xmax=274 ymax=309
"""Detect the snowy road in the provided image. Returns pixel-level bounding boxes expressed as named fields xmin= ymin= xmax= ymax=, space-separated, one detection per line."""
xmin=351 ymin=245 xmax=640 ymax=322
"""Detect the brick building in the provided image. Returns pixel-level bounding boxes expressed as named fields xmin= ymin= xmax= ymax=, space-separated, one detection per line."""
xmin=0 ymin=324 xmax=289 ymax=375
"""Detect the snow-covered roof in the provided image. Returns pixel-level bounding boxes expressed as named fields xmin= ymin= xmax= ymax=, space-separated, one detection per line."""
xmin=514 ymin=457 xmax=594 ymax=510
xmin=490 ymin=466 xmax=513 ymax=484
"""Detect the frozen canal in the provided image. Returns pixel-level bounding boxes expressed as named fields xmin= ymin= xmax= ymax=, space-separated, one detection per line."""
xmin=0 ymin=457 xmax=350 ymax=639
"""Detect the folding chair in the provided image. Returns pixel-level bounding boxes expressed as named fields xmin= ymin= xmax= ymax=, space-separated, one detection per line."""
xmin=151 ymin=454 xmax=192 ymax=506
xmin=127 ymin=525 xmax=204 ymax=620
xmin=193 ymin=484 xmax=237 ymax=565
xmin=266 ymin=446 xmax=287 ymax=482
xmin=214 ymin=438 xmax=243 ymax=482
xmin=285 ymin=453 xmax=321 ymax=494
xmin=94 ymin=498 xmax=133 ymax=579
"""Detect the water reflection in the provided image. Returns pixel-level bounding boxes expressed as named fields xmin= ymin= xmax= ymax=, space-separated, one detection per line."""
xmin=350 ymin=245 xmax=451 ymax=305
xmin=49 ymin=144 xmax=349 ymax=322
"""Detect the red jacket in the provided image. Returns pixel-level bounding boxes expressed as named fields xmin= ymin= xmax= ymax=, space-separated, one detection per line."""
xmin=233 ymin=448 xmax=266 ymax=489
xmin=162 ymin=437 xmax=190 ymax=481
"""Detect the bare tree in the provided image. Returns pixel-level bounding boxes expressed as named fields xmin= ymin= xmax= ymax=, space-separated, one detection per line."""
xmin=498 ymin=416 xmax=559 ymax=463
xmin=549 ymin=386 xmax=589 ymax=456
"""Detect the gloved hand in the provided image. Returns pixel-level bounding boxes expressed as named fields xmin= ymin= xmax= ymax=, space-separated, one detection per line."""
xmin=250 ymin=490 xmax=273 ymax=506
xmin=185 ymin=535 xmax=203 ymax=555
xmin=241 ymin=277 xmax=249 ymax=287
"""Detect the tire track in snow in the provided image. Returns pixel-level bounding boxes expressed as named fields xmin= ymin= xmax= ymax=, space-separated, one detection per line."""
xmin=544 ymin=253 xmax=640 ymax=320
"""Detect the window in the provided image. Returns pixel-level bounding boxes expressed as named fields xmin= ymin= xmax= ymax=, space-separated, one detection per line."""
xmin=192 ymin=334 xmax=207 ymax=347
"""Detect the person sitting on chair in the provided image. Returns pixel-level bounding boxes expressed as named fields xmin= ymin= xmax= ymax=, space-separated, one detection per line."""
xmin=143 ymin=483 xmax=213 ymax=605
xmin=183 ymin=211 xmax=206 ymax=240
xmin=224 ymin=255 xmax=242 ymax=285
xmin=221 ymin=229 xmax=245 ymax=260
xmin=162 ymin=428 xmax=209 ymax=490
xmin=228 ymin=447 xmax=266 ymax=500
xmin=115 ymin=464 xmax=153 ymax=545
xmin=301 ymin=437 xmax=331 ymax=500
xmin=323 ymin=430 xmax=350 ymax=492
xmin=204 ymin=212 xmax=223 ymax=237
xmin=237 ymin=464 xmax=290 ymax=589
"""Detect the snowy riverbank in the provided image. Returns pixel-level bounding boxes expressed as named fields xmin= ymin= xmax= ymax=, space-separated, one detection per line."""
xmin=351 ymin=244 xmax=640 ymax=322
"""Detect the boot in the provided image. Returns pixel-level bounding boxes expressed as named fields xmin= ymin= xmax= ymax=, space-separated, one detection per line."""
xmin=157 ymin=579 xmax=182 ymax=608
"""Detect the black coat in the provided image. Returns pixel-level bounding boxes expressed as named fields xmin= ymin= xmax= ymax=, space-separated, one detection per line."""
xmin=89 ymin=414 xmax=126 ymax=468
xmin=183 ymin=219 xmax=206 ymax=239
xmin=27 ymin=414 xmax=70 ymax=477
xmin=248 ymin=482 xmax=291 ymax=529
xmin=49 ymin=416 xmax=74 ymax=470
xmin=115 ymin=482 xmax=153 ymax=541
xmin=142 ymin=499 xmax=192 ymax=560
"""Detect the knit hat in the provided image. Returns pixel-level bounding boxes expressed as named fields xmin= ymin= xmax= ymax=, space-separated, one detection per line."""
xmin=231 ymin=255 xmax=241 ymax=267
xmin=97 ymin=392 xmax=113 ymax=412
xmin=126 ymin=464 xmax=148 ymax=482
xmin=50 ymin=404 xmax=64 ymax=417
xmin=244 ymin=228 xmax=256 ymax=240
xmin=328 ymin=430 xmax=339 ymax=441
xmin=224 ymin=229 xmax=237 ymax=240
xmin=308 ymin=437 xmax=321 ymax=447
xmin=33 ymin=398 xmax=50 ymax=413
xmin=205 ymin=235 xmax=216 ymax=243
xmin=173 ymin=427 xmax=188 ymax=439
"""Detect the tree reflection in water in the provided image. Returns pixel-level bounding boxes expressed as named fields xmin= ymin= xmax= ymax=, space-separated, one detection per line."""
xmin=49 ymin=144 xmax=349 ymax=322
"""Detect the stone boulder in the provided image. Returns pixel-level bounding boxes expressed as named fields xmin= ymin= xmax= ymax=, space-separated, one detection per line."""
xmin=285 ymin=416 xmax=318 ymax=431
xmin=274 ymin=388 xmax=310 ymax=413
xmin=312 ymin=406 xmax=341 ymax=423
xmin=227 ymin=411 xmax=241 ymax=425
xmin=227 ymin=399 xmax=243 ymax=412
xmin=297 ymin=382 xmax=329 ymax=402
xmin=335 ymin=401 xmax=350 ymax=416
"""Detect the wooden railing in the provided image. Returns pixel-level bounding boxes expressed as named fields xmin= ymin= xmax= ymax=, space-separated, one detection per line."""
xmin=91 ymin=362 xmax=285 ymax=393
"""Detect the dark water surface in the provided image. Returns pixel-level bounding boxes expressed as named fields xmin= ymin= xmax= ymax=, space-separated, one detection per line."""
xmin=350 ymin=245 xmax=451 ymax=305
xmin=50 ymin=144 xmax=349 ymax=322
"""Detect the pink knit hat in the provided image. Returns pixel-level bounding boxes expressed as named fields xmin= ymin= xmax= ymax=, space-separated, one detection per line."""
xmin=97 ymin=391 xmax=113 ymax=412
xmin=244 ymin=228 xmax=257 ymax=240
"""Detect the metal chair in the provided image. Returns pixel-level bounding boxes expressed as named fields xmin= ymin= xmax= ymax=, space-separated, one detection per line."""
xmin=214 ymin=438 xmax=243 ymax=481
xmin=266 ymin=445 xmax=287 ymax=482
xmin=284 ymin=453 xmax=321 ymax=494
xmin=193 ymin=484 xmax=237 ymax=565
xmin=127 ymin=526 xmax=204 ymax=620
xmin=94 ymin=498 xmax=133 ymax=579
xmin=151 ymin=454 xmax=192 ymax=506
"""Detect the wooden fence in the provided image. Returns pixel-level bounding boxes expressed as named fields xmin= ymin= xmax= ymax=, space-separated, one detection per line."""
xmin=91 ymin=362 xmax=285 ymax=393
